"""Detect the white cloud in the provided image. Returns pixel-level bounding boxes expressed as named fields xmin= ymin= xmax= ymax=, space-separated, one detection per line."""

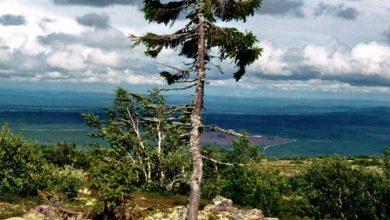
xmin=351 ymin=42 xmax=390 ymax=76
xmin=250 ymin=42 xmax=291 ymax=76
xmin=77 ymin=69 xmax=164 ymax=85
xmin=304 ymin=42 xmax=390 ymax=78
xmin=211 ymin=78 xmax=390 ymax=94
xmin=87 ymin=49 xmax=120 ymax=66
xmin=46 ymin=50 xmax=86 ymax=70
xmin=5 ymin=33 xmax=28 ymax=50
xmin=46 ymin=71 xmax=63 ymax=78
xmin=303 ymin=44 xmax=352 ymax=74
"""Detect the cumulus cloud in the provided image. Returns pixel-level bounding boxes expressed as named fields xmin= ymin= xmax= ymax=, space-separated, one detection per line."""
xmin=0 ymin=24 xmax=165 ymax=86
xmin=88 ymin=49 xmax=120 ymax=66
xmin=314 ymin=3 xmax=359 ymax=20
xmin=303 ymin=42 xmax=390 ymax=81
xmin=53 ymin=0 xmax=138 ymax=7
xmin=211 ymin=78 xmax=390 ymax=94
xmin=76 ymin=13 xmax=110 ymax=29
xmin=46 ymin=46 xmax=87 ymax=71
xmin=38 ymin=28 xmax=128 ymax=51
xmin=250 ymin=42 xmax=291 ymax=76
xmin=0 ymin=14 xmax=26 ymax=26
xmin=38 ymin=32 xmax=77 ymax=47
xmin=3 ymin=24 xmax=390 ymax=89
xmin=240 ymin=41 xmax=390 ymax=88
xmin=259 ymin=0 xmax=305 ymax=17
xmin=1 ymin=0 xmax=389 ymax=95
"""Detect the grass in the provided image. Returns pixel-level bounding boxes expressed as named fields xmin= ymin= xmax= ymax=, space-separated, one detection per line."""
xmin=257 ymin=157 xmax=385 ymax=176
xmin=0 ymin=198 xmax=38 ymax=219
xmin=133 ymin=192 xmax=210 ymax=211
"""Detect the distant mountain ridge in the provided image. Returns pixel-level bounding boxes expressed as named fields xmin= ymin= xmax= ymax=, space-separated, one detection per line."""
xmin=1 ymin=88 xmax=390 ymax=114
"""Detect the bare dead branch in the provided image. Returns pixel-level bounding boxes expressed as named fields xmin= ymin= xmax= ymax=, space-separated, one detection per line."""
xmin=158 ymin=62 xmax=195 ymax=73
xmin=201 ymin=155 xmax=249 ymax=166
xmin=159 ymin=83 xmax=197 ymax=92
xmin=204 ymin=125 xmax=263 ymax=138
xmin=172 ymin=122 xmax=192 ymax=126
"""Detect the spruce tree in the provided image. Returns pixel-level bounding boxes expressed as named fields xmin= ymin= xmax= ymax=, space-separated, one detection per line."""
xmin=131 ymin=1 xmax=262 ymax=218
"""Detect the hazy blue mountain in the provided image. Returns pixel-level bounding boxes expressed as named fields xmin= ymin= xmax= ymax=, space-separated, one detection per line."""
xmin=2 ymin=88 xmax=390 ymax=113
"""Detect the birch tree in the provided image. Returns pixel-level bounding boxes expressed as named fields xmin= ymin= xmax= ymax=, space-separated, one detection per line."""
xmin=83 ymin=88 xmax=191 ymax=189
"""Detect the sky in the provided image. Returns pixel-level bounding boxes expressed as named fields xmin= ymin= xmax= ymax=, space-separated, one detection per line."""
xmin=0 ymin=0 xmax=390 ymax=100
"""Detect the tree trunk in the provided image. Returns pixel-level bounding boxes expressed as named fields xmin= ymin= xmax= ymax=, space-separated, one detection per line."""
xmin=186 ymin=6 xmax=205 ymax=220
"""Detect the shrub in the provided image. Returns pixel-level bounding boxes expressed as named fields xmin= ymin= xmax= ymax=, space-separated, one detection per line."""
xmin=295 ymin=158 xmax=385 ymax=219
xmin=41 ymin=141 xmax=93 ymax=170
xmin=0 ymin=125 xmax=84 ymax=201
xmin=219 ymin=166 xmax=285 ymax=216
xmin=44 ymin=166 xmax=85 ymax=200
xmin=0 ymin=124 xmax=47 ymax=198
xmin=202 ymin=136 xmax=272 ymax=213
xmin=88 ymin=148 xmax=139 ymax=219
xmin=224 ymin=134 xmax=262 ymax=164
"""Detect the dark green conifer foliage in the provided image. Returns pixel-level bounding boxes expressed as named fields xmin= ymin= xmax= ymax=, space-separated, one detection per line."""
xmin=131 ymin=1 xmax=262 ymax=218
xmin=133 ymin=0 xmax=262 ymax=81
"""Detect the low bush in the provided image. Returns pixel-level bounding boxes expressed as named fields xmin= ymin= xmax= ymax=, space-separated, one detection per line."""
xmin=0 ymin=124 xmax=47 ymax=198
xmin=0 ymin=125 xmax=84 ymax=201
xmin=88 ymin=150 xmax=138 ymax=219
xmin=41 ymin=141 xmax=93 ymax=170
xmin=220 ymin=166 xmax=285 ymax=216
xmin=292 ymin=157 xmax=388 ymax=219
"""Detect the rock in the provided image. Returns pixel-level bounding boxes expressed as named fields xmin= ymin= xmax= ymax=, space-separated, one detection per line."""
xmin=232 ymin=208 xmax=264 ymax=219
xmin=4 ymin=218 xmax=25 ymax=220
xmin=212 ymin=196 xmax=233 ymax=212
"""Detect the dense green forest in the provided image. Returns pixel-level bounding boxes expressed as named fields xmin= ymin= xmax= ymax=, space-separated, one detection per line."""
xmin=1 ymin=88 xmax=390 ymax=219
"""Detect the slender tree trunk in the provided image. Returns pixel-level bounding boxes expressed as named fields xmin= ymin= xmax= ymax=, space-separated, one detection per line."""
xmin=186 ymin=6 xmax=205 ymax=220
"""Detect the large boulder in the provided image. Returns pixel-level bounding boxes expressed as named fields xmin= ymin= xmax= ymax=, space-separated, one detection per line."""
xmin=212 ymin=196 xmax=234 ymax=212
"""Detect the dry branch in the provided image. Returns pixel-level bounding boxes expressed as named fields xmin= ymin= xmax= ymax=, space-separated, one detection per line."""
xmin=205 ymin=125 xmax=263 ymax=138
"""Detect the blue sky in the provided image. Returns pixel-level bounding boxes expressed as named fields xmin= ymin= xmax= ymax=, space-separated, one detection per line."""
xmin=0 ymin=0 xmax=389 ymax=99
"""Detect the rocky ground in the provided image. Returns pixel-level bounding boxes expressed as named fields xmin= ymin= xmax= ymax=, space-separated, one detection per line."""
xmin=3 ymin=196 xmax=278 ymax=220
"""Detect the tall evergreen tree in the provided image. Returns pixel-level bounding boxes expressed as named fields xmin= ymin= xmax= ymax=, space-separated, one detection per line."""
xmin=131 ymin=1 xmax=262 ymax=218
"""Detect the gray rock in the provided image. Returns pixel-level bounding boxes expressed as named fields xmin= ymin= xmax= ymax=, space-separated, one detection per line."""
xmin=212 ymin=196 xmax=233 ymax=212
xmin=232 ymin=209 xmax=264 ymax=219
